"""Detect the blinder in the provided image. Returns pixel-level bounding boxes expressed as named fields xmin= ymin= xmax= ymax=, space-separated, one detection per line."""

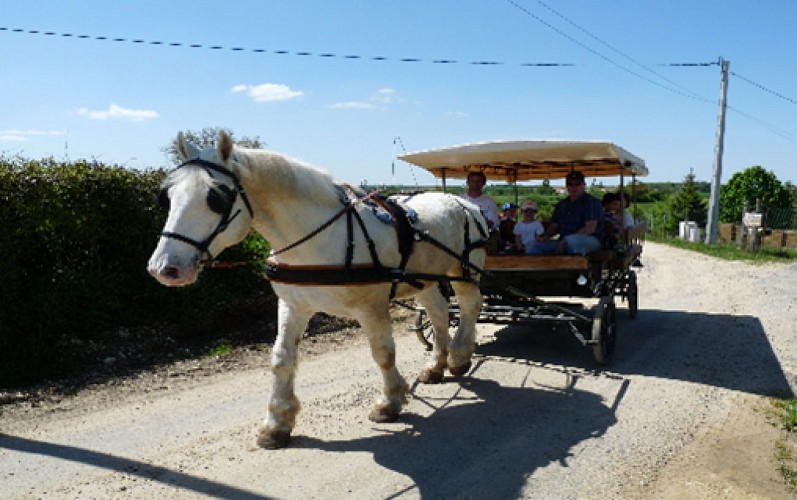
xmin=207 ymin=184 xmax=236 ymax=215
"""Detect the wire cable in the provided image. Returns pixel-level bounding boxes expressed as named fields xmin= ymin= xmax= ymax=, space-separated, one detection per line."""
xmin=501 ymin=0 xmax=714 ymax=104
xmin=533 ymin=0 xmax=708 ymax=101
xmin=0 ymin=26 xmax=573 ymax=68
xmin=730 ymin=71 xmax=797 ymax=105
xmin=499 ymin=4 xmax=795 ymax=144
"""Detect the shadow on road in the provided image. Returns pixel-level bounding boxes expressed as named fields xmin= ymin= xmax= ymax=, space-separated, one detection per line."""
xmin=478 ymin=308 xmax=793 ymax=398
xmin=294 ymin=365 xmax=627 ymax=498
xmin=0 ymin=433 xmax=271 ymax=499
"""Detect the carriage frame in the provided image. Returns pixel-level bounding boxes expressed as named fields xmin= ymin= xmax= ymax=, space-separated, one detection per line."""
xmin=399 ymin=140 xmax=648 ymax=365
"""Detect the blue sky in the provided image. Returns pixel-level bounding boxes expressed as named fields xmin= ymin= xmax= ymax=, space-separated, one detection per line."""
xmin=2 ymin=1 xmax=795 ymax=186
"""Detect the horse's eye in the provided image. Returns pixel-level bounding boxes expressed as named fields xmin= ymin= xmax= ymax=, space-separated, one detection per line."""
xmin=157 ymin=188 xmax=170 ymax=211
xmin=206 ymin=185 xmax=235 ymax=214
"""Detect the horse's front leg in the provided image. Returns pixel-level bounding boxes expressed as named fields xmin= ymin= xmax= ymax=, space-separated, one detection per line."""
xmin=447 ymin=281 xmax=483 ymax=376
xmin=257 ymin=299 xmax=312 ymax=449
xmin=415 ymin=284 xmax=452 ymax=384
xmin=357 ymin=308 xmax=409 ymax=423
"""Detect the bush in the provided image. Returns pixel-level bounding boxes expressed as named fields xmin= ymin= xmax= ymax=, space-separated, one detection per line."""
xmin=0 ymin=158 xmax=272 ymax=387
xmin=719 ymin=166 xmax=794 ymax=226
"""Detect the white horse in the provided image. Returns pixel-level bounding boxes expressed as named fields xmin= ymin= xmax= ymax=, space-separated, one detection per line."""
xmin=148 ymin=131 xmax=487 ymax=449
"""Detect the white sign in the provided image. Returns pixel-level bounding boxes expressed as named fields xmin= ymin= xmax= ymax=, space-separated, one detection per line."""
xmin=742 ymin=212 xmax=763 ymax=228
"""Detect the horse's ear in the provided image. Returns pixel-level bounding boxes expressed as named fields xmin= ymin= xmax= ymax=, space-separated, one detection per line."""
xmin=218 ymin=131 xmax=234 ymax=162
xmin=177 ymin=132 xmax=202 ymax=160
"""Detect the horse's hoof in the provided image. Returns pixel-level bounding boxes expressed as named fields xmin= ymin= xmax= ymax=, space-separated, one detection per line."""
xmin=257 ymin=428 xmax=292 ymax=449
xmin=448 ymin=361 xmax=472 ymax=377
xmin=368 ymin=406 xmax=400 ymax=423
xmin=418 ymin=368 xmax=444 ymax=384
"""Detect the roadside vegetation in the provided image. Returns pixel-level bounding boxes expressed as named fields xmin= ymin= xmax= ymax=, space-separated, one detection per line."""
xmin=768 ymin=397 xmax=797 ymax=490
xmin=0 ymin=155 xmax=274 ymax=388
xmin=649 ymin=236 xmax=797 ymax=263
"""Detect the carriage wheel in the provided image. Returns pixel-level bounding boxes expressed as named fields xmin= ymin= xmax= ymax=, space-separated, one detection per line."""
xmin=413 ymin=310 xmax=434 ymax=351
xmin=627 ymin=271 xmax=638 ymax=319
xmin=592 ymin=296 xmax=617 ymax=365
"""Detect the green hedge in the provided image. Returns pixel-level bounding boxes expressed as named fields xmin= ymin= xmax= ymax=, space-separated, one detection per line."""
xmin=0 ymin=158 xmax=272 ymax=387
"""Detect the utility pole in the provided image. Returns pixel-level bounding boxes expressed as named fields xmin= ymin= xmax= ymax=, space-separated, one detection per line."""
xmin=705 ymin=57 xmax=730 ymax=244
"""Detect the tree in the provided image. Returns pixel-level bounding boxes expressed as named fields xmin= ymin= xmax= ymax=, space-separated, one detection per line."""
xmin=665 ymin=170 xmax=707 ymax=234
xmin=161 ymin=127 xmax=264 ymax=165
xmin=718 ymin=166 xmax=794 ymax=224
xmin=536 ymin=179 xmax=557 ymax=196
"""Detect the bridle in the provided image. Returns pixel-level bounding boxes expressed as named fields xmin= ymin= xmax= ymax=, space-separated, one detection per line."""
xmin=159 ymin=158 xmax=254 ymax=263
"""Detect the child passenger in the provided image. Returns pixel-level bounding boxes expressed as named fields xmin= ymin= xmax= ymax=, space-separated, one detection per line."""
xmin=602 ymin=192 xmax=623 ymax=248
xmin=513 ymin=200 xmax=545 ymax=254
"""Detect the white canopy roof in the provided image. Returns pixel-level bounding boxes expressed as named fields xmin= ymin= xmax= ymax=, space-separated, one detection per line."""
xmin=399 ymin=140 xmax=648 ymax=182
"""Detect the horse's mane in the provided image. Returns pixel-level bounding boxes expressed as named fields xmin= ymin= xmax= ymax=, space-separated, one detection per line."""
xmin=235 ymin=147 xmax=342 ymax=207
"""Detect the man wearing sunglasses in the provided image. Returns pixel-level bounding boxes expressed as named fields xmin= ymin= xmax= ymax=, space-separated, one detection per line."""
xmin=529 ymin=171 xmax=604 ymax=255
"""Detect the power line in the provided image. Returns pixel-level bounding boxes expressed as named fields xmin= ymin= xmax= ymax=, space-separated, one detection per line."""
xmin=1 ymin=25 xmax=721 ymax=72
xmin=500 ymin=4 xmax=796 ymax=145
xmin=532 ymin=0 xmax=708 ymax=101
xmin=3 ymin=24 xmax=793 ymax=144
xmin=725 ymin=104 xmax=797 ymax=143
xmin=730 ymin=71 xmax=797 ymax=105
xmin=0 ymin=26 xmax=574 ymax=68
xmin=501 ymin=0 xmax=715 ymax=103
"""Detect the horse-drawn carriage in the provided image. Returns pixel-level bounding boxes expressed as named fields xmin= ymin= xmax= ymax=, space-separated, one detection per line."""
xmin=399 ymin=140 xmax=648 ymax=365
xmin=149 ymin=132 xmax=647 ymax=447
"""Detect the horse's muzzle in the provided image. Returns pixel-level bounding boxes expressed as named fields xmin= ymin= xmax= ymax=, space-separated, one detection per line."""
xmin=147 ymin=255 xmax=200 ymax=287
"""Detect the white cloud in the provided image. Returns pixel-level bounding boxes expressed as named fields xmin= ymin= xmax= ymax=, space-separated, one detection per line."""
xmin=0 ymin=129 xmax=66 ymax=142
xmin=76 ymin=103 xmax=158 ymax=121
xmin=231 ymin=83 xmax=304 ymax=102
xmin=329 ymin=101 xmax=376 ymax=110
xmin=329 ymin=87 xmax=411 ymax=111
xmin=373 ymin=87 xmax=397 ymax=104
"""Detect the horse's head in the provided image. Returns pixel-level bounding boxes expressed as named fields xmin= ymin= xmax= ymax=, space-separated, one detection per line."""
xmin=147 ymin=131 xmax=254 ymax=286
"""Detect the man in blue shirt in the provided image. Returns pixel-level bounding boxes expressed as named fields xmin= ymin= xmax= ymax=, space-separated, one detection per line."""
xmin=529 ymin=171 xmax=604 ymax=255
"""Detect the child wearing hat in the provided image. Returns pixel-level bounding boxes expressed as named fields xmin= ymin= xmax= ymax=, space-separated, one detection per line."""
xmin=513 ymin=200 xmax=545 ymax=254
xmin=499 ymin=202 xmax=519 ymax=252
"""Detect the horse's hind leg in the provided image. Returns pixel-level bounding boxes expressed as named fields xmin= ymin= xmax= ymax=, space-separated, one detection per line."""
xmin=447 ymin=281 xmax=483 ymax=377
xmin=415 ymin=283 xmax=452 ymax=384
xmin=257 ymin=299 xmax=312 ymax=449
xmin=357 ymin=308 xmax=409 ymax=423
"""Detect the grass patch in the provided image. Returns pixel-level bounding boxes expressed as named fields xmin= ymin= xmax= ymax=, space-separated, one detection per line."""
xmin=206 ymin=343 xmax=233 ymax=357
xmin=648 ymin=235 xmax=797 ymax=263
xmin=773 ymin=398 xmax=797 ymax=432
xmin=775 ymin=440 xmax=797 ymax=488
xmin=769 ymin=397 xmax=797 ymax=490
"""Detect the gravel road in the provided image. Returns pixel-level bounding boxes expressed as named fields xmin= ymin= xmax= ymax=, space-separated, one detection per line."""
xmin=2 ymin=242 xmax=796 ymax=499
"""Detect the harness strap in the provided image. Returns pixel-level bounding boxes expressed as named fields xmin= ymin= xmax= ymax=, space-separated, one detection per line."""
xmin=266 ymin=189 xmax=487 ymax=294
xmin=179 ymin=158 xmax=254 ymax=218
xmin=349 ymin=206 xmax=383 ymax=269
xmin=264 ymin=259 xmax=478 ymax=286
xmin=270 ymin=189 xmax=381 ymax=257
xmin=452 ymin=198 xmax=489 ymax=280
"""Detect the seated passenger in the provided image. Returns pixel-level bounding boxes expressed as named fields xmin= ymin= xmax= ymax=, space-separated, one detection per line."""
xmin=460 ymin=171 xmax=501 ymax=253
xmin=528 ymin=171 xmax=604 ymax=255
xmin=499 ymin=202 xmax=518 ymax=253
xmin=513 ymin=201 xmax=545 ymax=254
xmin=602 ymin=192 xmax=623 ymax=249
